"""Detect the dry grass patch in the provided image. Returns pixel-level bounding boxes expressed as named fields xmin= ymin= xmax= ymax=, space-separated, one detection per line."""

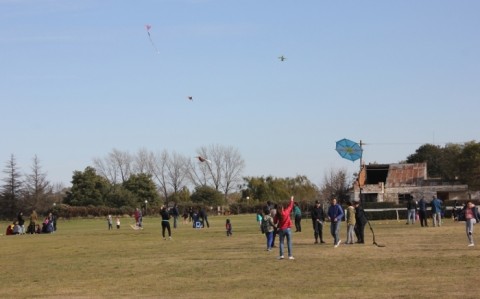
xmin=1 ymin=215 xmax=480 ymax=298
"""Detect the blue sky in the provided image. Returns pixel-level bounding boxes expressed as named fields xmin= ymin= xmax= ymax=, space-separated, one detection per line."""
xmin=1 ymin=0 xmax=479 ymax=187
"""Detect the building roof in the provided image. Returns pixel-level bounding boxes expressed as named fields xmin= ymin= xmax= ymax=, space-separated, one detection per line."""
xmin=385 ymin=163 xmax=427 ymax=187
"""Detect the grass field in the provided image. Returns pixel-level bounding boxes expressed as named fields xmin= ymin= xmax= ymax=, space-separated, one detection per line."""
xmin=1 ymin=214 xmax=480 ymax=299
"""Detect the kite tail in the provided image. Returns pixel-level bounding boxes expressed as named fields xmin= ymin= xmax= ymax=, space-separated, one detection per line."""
xmin=147 ymin=33 xmax=160 ymax=54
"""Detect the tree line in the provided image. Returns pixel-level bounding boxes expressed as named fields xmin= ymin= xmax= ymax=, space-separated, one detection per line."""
xmin=1 ymin=141 xmax=479 ymax=219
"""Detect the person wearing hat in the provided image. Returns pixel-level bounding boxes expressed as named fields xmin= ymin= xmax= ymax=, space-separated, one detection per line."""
xmin=311 ymin=200 xmax=326 ymax=244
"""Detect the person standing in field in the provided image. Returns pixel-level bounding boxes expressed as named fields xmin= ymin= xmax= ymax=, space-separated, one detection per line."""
xmin=459 ymin=201 xmax=480 ymax=247
xmin=417 ymin=197 xmax=428 ymax=227
xmin=431 ymin=196 xmax=443 ymax=227
xmin=134 ymin=208 xmax=140 ymax=227
xmin=406 ymin=196 xmax=417 ymax=225
xmin=311 ymin=200 xmax=326 ymax=244
xmin=199 ymin=207 xmax=210 ymax=228
xmin=17 ymin=212 xmax=25 ymax=235
xmin=346 ymin=201 xmax=356 ymax=244
xmin=28 ymin=210 xmax=38 ymax=234
xmin=274 ymin=196 xmax=295 ymax=260
xmin=256 ymin=210 xmax=264 ymax=232
xmin=226 ymin=219 xmax=233 ymax=237
xmin=353 ymin=201 xmax=367 ymax=244
xmin=293 ymin=202 xmax=302 ymax=232
xmin=171 ymin=202 xmax=179 ymax=229
xmin=328 ymin=198 xmax=344 ymax=248
xmin=107 ymin=215 xmax=113 ymax=230
xmin=116 ymin=216 xmax=121 ymax=229
xmin=270 ymin=204 xmax=278 ymax=248
xmin=262 ymin=207 xmax=276 ymax=251
xmin=160 ymin=206 xmax=172 ymax=240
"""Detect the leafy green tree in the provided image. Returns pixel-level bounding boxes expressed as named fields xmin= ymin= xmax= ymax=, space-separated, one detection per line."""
xmin=122 ymin=173 xmax=160 ymax=207
xmin=457 ymin=141 xmax=480 ymax=189
xmin=64 ymin=167 xmax=110 ymax=206
xmin=438 ymin=143 xmax=462 ymax=181
xmin=406 ymin=144 xmax=443 ymax=178
xmin=168 ymin=186 xmax=190 ymax=203
xmin=240 ymin=175 xmax=318 ymax=203
xmin=105 ymin=185 xmax=137 ymax=208
xmin=190 ymin=185 xmax=224 ymax=206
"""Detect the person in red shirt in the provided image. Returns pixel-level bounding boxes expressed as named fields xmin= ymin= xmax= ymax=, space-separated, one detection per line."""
xmin=274 ymin=196 xmax=295 ymax=260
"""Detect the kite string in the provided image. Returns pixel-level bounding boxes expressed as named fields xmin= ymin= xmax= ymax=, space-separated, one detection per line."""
xmin=146 ymin=26 xmax=160 ymax=54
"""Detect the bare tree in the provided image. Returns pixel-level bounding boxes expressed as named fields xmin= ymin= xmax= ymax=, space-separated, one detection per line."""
xmin=94 ymin=149 xmax=133 ymax=184
xmin=188 ymin=144 xmax=245 ymax=201
xmin=22 ymin=155 xmax=54 ymax=214
xmin=166 ymin=151 xmax=188 ymax=195
xmin=0 ymin=154 xmax=23 ymax=218
xmin=149 ymin=150 xmax=170 ymax=200
xmin=220 ymin=146 xmax=245 ymax=199
xmin=133 ymin=147 xmax=154 ymax=174
xmin=186 ymin=153 xmax=210 ymax=187
xmin=319 ymin=167 xmax=351 ymax=203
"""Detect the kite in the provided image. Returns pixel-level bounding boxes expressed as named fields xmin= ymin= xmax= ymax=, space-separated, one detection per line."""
xmin=278 ymin=55 xmax=287 ymax=62
xmin=145 ymin=24 xmax=160 ymax=54
xmin=187 ymin=96 xmax=193 ymax=101
xmin=196 ymin=156 xmax=211 ymax=163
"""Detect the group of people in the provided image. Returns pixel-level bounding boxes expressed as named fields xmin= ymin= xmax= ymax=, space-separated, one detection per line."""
xmin=258 ymin=197 xmax=296 ymax=259
xmin=5 ymin=210 xmax=57 ymax=235
xmin=321 ymin=198 xmax=368 ymax=247
xmin=107 ymin=215 xmax=121 ymax=230
xmin=185 ymin=207 xmax=210 ymax=229
xmin=122 ymin=204 xmax=211 ymax=240
xmin=257 ymin=197 xmax=371 ymax=260
xmin=405 ymin=196 xmax=443 ymax=227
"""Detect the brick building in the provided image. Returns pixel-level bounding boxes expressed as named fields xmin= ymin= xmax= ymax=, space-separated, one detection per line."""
xmin=353 ymin=162 xmax=469 ymax=203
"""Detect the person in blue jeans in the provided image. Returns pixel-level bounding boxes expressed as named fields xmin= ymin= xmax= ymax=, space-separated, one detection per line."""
xmin=274 ymin=196 xmax=295 ymax=260
xmin=328 ymin=198 xmax=344 ymax=248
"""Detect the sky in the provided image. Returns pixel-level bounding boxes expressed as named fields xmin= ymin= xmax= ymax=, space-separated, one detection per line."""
xmin=1 ymin=0 xmax=479 ymax=188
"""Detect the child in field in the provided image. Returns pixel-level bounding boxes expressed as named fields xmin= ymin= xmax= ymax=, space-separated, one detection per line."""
xmin=107 ymin=215 xmax=113 ymax=230
xmin=116 ymin=217 xmax=121 ymax=229
xmin=225 ymin=219 xmax=232 ymax=237
xmin=256 ymin=211 xmax=263 ymax=231
xmin=226 ymin=219 xmax=232 ymax=236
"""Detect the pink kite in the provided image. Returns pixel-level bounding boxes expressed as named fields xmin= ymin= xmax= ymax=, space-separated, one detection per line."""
xmin=145 ymin=24 xmax=159 ymax=54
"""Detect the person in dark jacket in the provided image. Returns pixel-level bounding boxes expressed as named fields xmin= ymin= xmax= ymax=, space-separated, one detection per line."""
xmin=199 ymin=207 xmax=210 ymax=228
xmin=17 ymin=212 xmax=25 ymax=234
xmin=353 ymin=201 xmax=368 ymax=244
xmin=417 ymin=197 xmax=428 ymax=227
xmin=311 ymin=200 xmax=325 ymax=244
xmin=160 ymin=206 xmax=172 ymax=240
xmin=171 ymin=202 xmax=179 ymax=229
xmin=406 ymin=197 xmax=417 ymax=225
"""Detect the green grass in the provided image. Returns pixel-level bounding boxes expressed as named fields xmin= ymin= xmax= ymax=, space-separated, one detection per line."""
xmin=1 ymin=215 xmax=480 ymax=298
